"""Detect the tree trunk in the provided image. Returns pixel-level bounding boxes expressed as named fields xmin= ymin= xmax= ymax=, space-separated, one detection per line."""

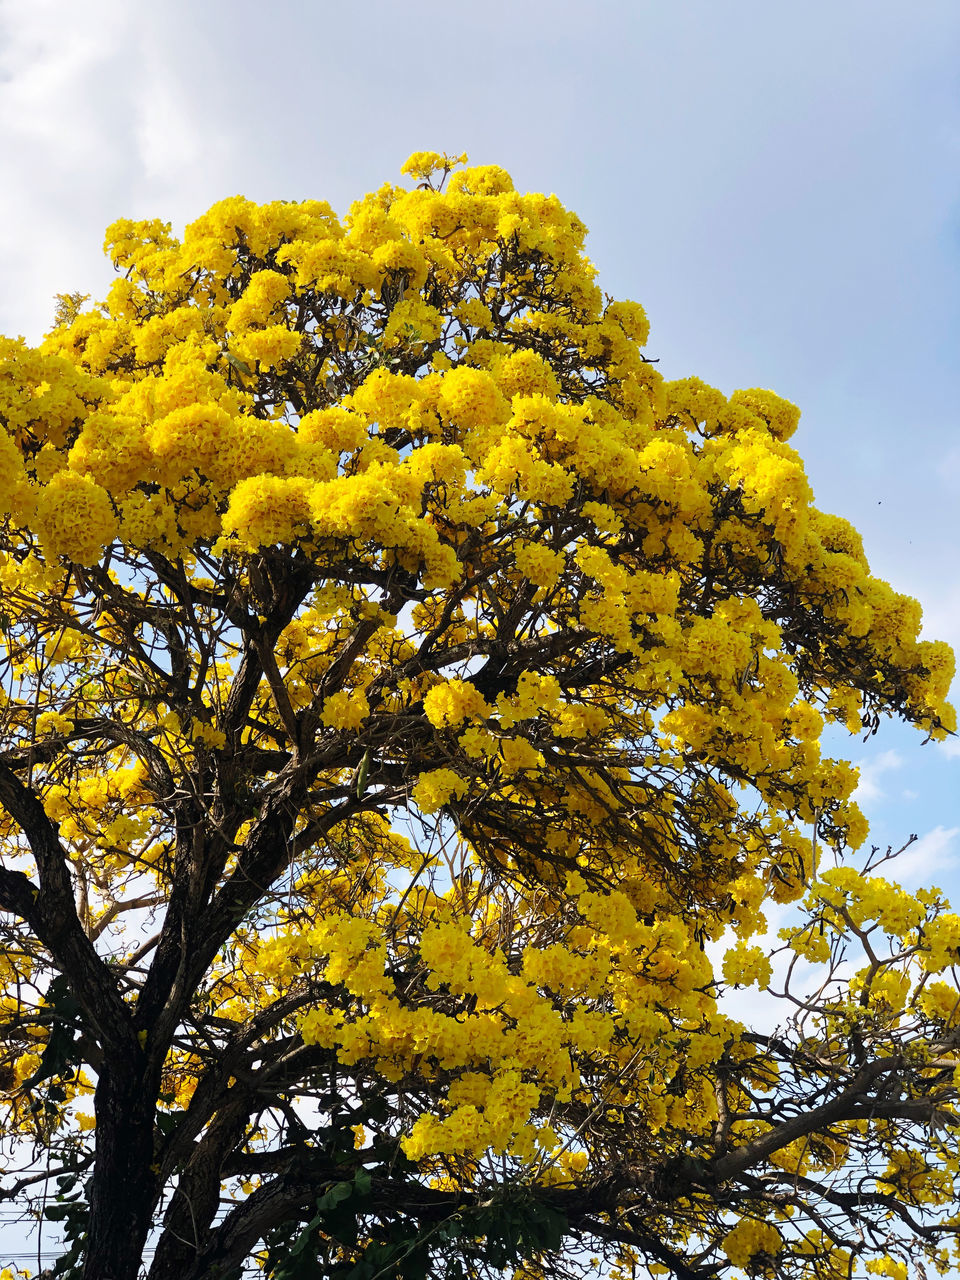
xmin=82 ymin=1058 xmax=158 ymax=1280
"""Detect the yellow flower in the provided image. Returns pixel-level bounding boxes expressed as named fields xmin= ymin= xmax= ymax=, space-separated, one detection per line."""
xmin=423 ymin=679 xmax=491 ymax=729
xmin=35 ymin=470 xmax=118 ymax=566
xmin=722 ymin=943 xmax=772 ymax=990
xmin=222 ymin=475 xmax=314 ymax=549
xmin=35 ymin=710 xmax=74 ymax=736
xmin=721 ymin=1219 xmax=782 ymax=1268
xmin=411 ymin=768 xmax=468 ymax=815
xmin=514 ymin=542 xmax=564 ymax=590
xmin=320 ymin=689 xmax=370 ymax=732
xmin=230 ymin=326 xmax=301 ymax=371
xmin=437 ymin=367 xmax=509 ymax=432
xmin=191 ymin=720 xmax=227 ymax=750
xmin=400 ymin=151 xmax=468 ymax=181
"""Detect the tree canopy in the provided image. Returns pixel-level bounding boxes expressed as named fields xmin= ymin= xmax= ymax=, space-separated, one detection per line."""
xmin=0 ymin=150 xmax=957 ymax=1280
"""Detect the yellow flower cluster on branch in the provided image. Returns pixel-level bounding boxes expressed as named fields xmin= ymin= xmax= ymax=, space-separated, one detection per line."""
xmin=0 ymin=152 xmax=956 ymax=1280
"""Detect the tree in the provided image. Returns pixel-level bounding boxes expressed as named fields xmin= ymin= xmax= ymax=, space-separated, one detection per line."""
xmin=0 ymin=149 xmax=956 ymax=1280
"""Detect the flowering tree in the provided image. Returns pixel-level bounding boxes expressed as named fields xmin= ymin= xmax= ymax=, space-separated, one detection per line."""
xmin=0 ymin=151 xmax=957 ymax=1280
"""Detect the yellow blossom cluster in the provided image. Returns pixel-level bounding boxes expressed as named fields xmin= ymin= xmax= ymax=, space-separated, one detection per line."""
xmin=721 ymin=1218 xmax=783 ymax=1270
xmin=0 ymin=152 xmax=956 ymax=1280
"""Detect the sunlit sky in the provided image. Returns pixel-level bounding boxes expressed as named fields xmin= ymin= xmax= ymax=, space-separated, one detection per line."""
xmin=0 ymin=0 xmax=958 ymax=1260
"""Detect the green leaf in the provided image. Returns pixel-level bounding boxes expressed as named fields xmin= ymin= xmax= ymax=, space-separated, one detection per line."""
xmin=272 ymin=1247 xmax=326 ymax=1280
xmin=315 ymin=1180 xmax=353 ymax=1211
xmin=397 ymin=1246 xmax=429 ymax=1280
xmin=523 ymin=1200 xmax=567 ymax=1253
xmin=225 ymin=351 xmax=253 ymax=376
xmin=44 ymin=1203 xmax=76 ymax=1222
xmin=155 ymin=1109 xmax=182 ymax=1137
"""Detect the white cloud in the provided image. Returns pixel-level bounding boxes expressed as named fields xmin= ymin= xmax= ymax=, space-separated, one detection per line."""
xmin=852 ymin=748 xmax=903 ymax=805
xmin=887 ymin=824 xmax=960 ymax=887
xmin=0 ymin=2 xmax=243 ymax=343
xmin=0 ymin=1 xmax=142 ymax=338
xmin=133 ymin=74 xmax=204 ymax=186
xmin=128 ymin=10 xmax=238 ymax=207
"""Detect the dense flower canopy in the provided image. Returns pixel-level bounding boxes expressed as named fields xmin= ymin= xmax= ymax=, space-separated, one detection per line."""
xmin=0 ymin=151 xmax=956 ymax=1280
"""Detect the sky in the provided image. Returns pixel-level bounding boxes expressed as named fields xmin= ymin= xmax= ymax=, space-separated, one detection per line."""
xmin=0 ymin=0 xmax=959 ymax=1265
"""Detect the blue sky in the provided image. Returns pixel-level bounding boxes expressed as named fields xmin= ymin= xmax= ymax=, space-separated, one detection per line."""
xmin=0 ymin=0 xmax=958 ymax=1261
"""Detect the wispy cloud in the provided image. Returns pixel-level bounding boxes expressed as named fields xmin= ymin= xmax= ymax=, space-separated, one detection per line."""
xmin=853 ymin=748 xmax=904 ymax=805
xmin=0 ymin=1 xmax=144 ymax=338
xmin=0 ymin=2 xmax=243 ymax=343
xmin=888 ymin=824 xmax=960 ymax=888
xmin=130 ymin=10 xmax=238 ymax=206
